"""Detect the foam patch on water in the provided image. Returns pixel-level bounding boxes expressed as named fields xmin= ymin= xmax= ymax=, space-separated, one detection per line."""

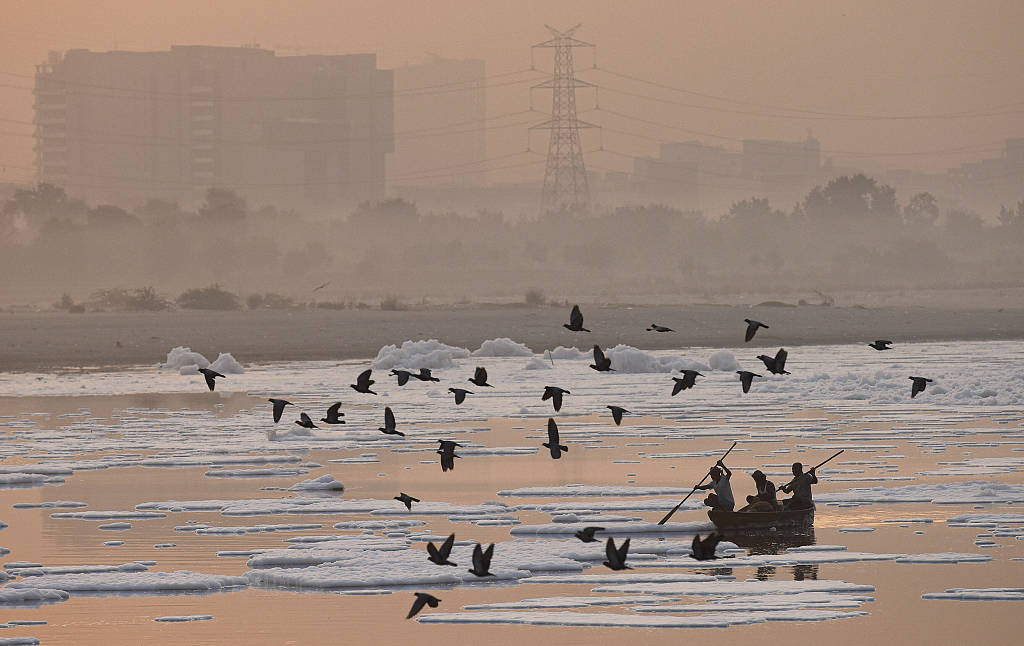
xmin=371 ymin=339 xmax=470 ymax=370
xmin=0 ymin=588 xmax=69 ymax=606
xmin=7 ymin=570 xmax=247 ymax=593
xmin=473 ymin=338 xmax=534 ymax=357
xmin=922 ymin=588 xmax=1024 ymax=601
xmin=417 ymin=608 xmax=868 ymax=628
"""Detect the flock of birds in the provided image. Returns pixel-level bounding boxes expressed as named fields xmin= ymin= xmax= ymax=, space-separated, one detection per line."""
xmin=191 ymin=303 xmax=935 ymax=619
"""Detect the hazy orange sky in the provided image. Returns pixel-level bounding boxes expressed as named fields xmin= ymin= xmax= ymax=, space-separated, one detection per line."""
xmin=2 ymin=0 xmax=1023 ymax=189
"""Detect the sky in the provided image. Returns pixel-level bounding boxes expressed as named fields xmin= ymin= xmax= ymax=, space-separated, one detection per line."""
xmin=2 ymin=0 xmax=1023 ymax=188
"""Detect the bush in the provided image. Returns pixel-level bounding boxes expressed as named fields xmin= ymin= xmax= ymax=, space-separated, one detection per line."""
xmin=524 ymin=288 xmax=546 ymax=306
xmin=90 ymin=286 xmax=169 ymax=311
xmin=380 ymin=295 xmax=406 ymax=311
xmin=315 ymin=301 xmax=347 ymax=310
xmin=176 ymin=284 xmax=240 ymax=310
xmin=54 ymin=293 xmax=75 ymax=311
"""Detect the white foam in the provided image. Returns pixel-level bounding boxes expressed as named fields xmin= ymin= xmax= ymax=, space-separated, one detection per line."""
xmin=371 ymin=339 xmax=470 ymax=370
xmin=287 ymin=475 xmax=344 ymax=491
xmin=209 ymin=353 xmax=244 ymax=374
xmin=155 ymin=615 xmax=214 ymax=622
xmin=0 ymin=588 xmax=69 ymax=606
xmin=158 ymin=346 xmax=210 ymax=370
xmin=473 ymin=338 xmax=534 ymax=357
xmin=417 ymin=608 xmax=867 ymax=628
xmin=922 ymin=588 xmax=1024 ymax=601
xmin=8 ymin=570 xmax=247 ymax=593
xmin=708 ymin=351 xmax=740 ymax=371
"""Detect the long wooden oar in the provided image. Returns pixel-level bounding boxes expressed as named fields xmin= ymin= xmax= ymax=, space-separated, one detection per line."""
xmin=658 ymin=441 xmax=737 ymax=525
xmin=777 ymin=449 xmax=844 ymax=491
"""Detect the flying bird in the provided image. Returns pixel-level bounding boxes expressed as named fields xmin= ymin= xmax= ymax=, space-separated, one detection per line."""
xmin=394 ymin=492 xmax=420 ymax=511
xmin=563 ymin=304 xmax=591 ymax=332
xmin=542 ymin=386 xmax=570 ymax=412
xmin=737 ymin=370 xmax=763 ymax=394
xmin=437 ymin=440 xmax=462 ymax=472
xmin=406 ymin=592 xmax=441 ymax=619
xmin=295 ymin=412 xmax=317 ymax=429
xmin=320 ymin=402 xmax=345 ymax=424
xmin=757 ymin=348 xmax=791 ymax=375
xmin=590 ymin=345 xmax=614 ymax=372
xmin=603 ymin=537 xmax=631 ymax=571
xmin=869 ymin=340 xmax=893 ymax=351
xmin=268 ymin=398 xmax=292 ymax=423
xmin=672 ymin=369 xmax=703 ymax=395
xmin=744 ymin=318 xmax=768 ymax=343
xmin=391 ymin=369 xmax=413 ymax=386
xmin=312 ymin=281 xmax=330 ymax=292
xmin=468 ymin=366 xmax=493 ymax=388
xmin=198 ymin=367 xmax=224 ymax=391
xmin=448 ymin=388 xmax=473 ymax=405
xmin=607 ymin=406 xmax=629 ymax=426
xmin=647 ymin=323 xmax=673 ymax=332
xmin=574 ymin=526 xmax=605 ymax=543
xmin=414 ymin=368 xmax=440 ymax=382
xmin=351 ymin=369 xmax=377 ymax=395
xmin=468 ymin=543 xmax=495 ymax=577
xmin=909 ymin=376 xmax=933 ymax=398
xmin=426 ymin=533 xmax=457 ymax=566
xmin=691 ymin=532 xmax=723 ymax=561
xmin=543 ymin=418 xmax=568 ymax=459
xmin=379 ymin=406 xmax=405 ymax=437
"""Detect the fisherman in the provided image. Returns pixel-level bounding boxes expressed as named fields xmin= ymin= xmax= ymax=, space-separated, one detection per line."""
xmin=779 ymin=462 xmax=817 ymax=510
xmin=739 ymin=469 xmax=779 ymax=512
xmin=697 ymin=460 xmax=734 ymax=511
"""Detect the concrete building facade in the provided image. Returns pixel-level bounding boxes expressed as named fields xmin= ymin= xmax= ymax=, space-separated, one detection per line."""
xmin=34 ymin=45 xmax=393 ymax=212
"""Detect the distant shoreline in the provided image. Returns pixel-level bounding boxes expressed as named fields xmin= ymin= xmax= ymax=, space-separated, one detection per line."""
xmin=1 ymin=304 xmax=1023 ymax=373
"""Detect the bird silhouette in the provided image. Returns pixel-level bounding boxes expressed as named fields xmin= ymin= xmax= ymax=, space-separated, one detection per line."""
xmin=737 ymin=370 xmax=763 ymax=393
xmin=909 ymin=376 xmax=933 ymax=398
xmin=869 ymin=340 xmax=893 ymax=351
xmin=542 ymin=386 xmax=570 ymax=412
xmin=468 ymin=366 xmax=493 ymax=388
xmin=607 ymin=405 xmax=629 ymax=426
xmin=426 ymin=533 xmax=457 ymax=566
xmin=672 ymin=369 xmax=703 ymax=395
xmin=378 ymin=406 xmax=405 ymax=437
xmin=757 ymin=348 xmax=791 ymax=375
xmin=394 ymin=492 xmax=420 ymax=511
xmin=391 ymin=369 xmax=413 ymax=386
xmin=590 ymin=345 xmax=614 ymax=372
xmin=574 ymin=526 xmax=605 ymax=543
xmin=563 ymin=304 xmax=590 ymax=332
xmin=437 ymin=440 xmax=462 ymax=472
xmin=647 ymin=323 xmax=673 ymax=332
xmin=198 ymin=368 xmax=225 ymax=391
xmin=320 ymin=402 xmax=345 ymax=424
xmin=295 ymin=412 xmax=317 ymax=429
xmin=603 ymin=537 xmax=631 ymax=570
xmin=448 ymin=388 xmax=473 ymax=405
xmin=406 ymin=592 xmax=441 ymax=619
xmin=468 ymin=543 xmax=495 ymax=577
xmin=351 ymin=369 xmax=377 ymax=395
xmin=414 ymin=368 xmax=440 ymax=382
xmin=543 ymin=418 xmax=568 ymax=459
xmin=437 ymin=439 xmax=463 ymax=453
xmin=268 ymin=398 xmax=292 ymax=423
xmin=691 ymin=532 xmax=723 ymax=560
xmin=744 ymin=318 xmax=768 ymax=342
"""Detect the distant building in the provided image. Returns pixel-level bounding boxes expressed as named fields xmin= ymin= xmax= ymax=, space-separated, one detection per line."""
xmin=390 ymin=57 xmax=486 ymax=188
xmin=948 ymin=138 xmax=1024 ymax=216
xmin=34 ymin=46 xmax=393 ymax=211
xmin=741 ymin=131 xmax=820 ymax=181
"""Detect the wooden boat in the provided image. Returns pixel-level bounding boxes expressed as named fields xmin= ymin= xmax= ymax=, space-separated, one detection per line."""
xmin=708 ymin=505 xmax=814 ymax=531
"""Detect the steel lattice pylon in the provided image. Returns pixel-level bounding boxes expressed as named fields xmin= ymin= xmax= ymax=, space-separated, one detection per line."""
xmin=532 ymin=24 xmax=596 ymax=214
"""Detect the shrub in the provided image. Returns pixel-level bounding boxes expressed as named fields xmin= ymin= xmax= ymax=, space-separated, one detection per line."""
xmin=176 ymin=284 xmax=240 ymax=310
xmin=90 ymin=286 xmax=169 ymax=311
xmin=380 ymin=295 xmax=406 ymax=311
xmin=54 ymin=293 xmax=75 ymax=311
xmin=524 ymin=288 xmax=546 ymax=306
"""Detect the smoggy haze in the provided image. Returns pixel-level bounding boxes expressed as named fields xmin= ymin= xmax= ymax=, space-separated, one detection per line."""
xmin=2 ymin=0 xmax=1023 ymax=187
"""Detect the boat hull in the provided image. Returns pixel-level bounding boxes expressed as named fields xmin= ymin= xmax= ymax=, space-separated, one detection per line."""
xmin=708 ymin=505 xmax=814 ymax=531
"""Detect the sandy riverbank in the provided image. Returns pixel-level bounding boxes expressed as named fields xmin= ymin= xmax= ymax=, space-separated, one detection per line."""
xmin=2 ymin=303 xmax=1023 ymax=372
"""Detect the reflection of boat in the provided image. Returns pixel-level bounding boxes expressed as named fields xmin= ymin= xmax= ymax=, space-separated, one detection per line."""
xmin=708 ymin=505 xmax=814 ymax=531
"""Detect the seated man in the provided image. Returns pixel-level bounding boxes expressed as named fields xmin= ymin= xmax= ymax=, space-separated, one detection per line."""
xmin=697 ymin=460 xmax=734 ymax=511
xmin=739 ymin=469 xmax=779 ymax=512
xmin=779 ymin=462 xmax=817 ymax=510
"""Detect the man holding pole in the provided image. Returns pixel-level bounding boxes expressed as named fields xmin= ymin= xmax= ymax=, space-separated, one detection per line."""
xmin=697 ymin=460 xmax=735 ymax=511
xmin=780 ymin=462 xmax=817 ymax=510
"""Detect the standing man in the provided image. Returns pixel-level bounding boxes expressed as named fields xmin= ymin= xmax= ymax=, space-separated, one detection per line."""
xmin=698 ymin=460 xmax=734 ymax=511
xmin=780 ymin=462 xmax=817 ymax=510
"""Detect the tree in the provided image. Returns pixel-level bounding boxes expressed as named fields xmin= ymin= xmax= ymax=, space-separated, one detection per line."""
xmin=943 ymin=209 xmax=984 ymax=237
xmin=904 ymin=192 xmax=940 ymax=227
xmin=800 ymin=174 xmax=899 ymax=222
xmin=87 ymin=204 xmax=140 ymax=229
xmin=199 ymin=188 xmax=247 ymax=221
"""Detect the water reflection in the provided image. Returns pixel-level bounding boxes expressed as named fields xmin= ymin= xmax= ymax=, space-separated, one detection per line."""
xmin=728 ymin=530 xmax=817 ymax=581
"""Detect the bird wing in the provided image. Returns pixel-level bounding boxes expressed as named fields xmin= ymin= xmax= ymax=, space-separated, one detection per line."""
xmin=482 ymin=543 xmax=494 ymax=568
xmin=605 ymin=537 xmax=618 ymax=565
xmin=541 ymin=387 xmax=553 ymax=401
xmin=439 ymin=533 xmax=455 ymax=559
xmin=547 ymin=418 xmax=559 ymax=444
xmin=357 ymin=369 xmax=372 ymax=386
xmin=384 ymin=406 xmax=395 ymax=429
xmin=204 ymin=372 xmax=216 ymax=390
xmin=552 ymin=391 xmax=563 ymax=411
xmin=617 ymin=537 xmax=631 ymax=562
xmin=471 ymin=543 xmax=483 ymax=571
xmin=475 ymin=366 xmax=487 ymax=383
xmin=611 ymin=407 xmax=623 ymax=424
xmin=672 ymin=379 xmax=684 ymax=396
xmin=271 ymin=400 xmax=285 ymax=422
xmin=593 ymin=345 xmax=606 ymax=365
xmin=426 ymin=542 xmax=439 ymax=560
xmin=744 ymin=321 xmax=757 ymax=342
xmin=407 ymin=595 xmax=428 ymax=619
xmin=326 ymin=402 xmax=342 ymax=418
xmin=775 ymin=348 xmax=788 ymax=371
xmin=570 ymin=305 xmax=583 ymax=328
xmin=396 ymin=371 xmax=410 ymax=386
xmin=300 ymin=413 xmax=311 ymax=424
xmin=454 ymin=390 xmax=466 ymax=404
xmin=741 ymin=373 xmax=752 ymax=392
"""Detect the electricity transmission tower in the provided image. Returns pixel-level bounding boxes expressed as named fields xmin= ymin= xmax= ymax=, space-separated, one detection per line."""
xmin=531 ymin=24 xmax=597 ymax=214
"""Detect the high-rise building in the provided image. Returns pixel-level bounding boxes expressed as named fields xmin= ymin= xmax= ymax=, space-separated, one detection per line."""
xmin=34 ymin=45 xmax=393 ymax=211
xmin=390 ymin=57 xmax=486 ymax=188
